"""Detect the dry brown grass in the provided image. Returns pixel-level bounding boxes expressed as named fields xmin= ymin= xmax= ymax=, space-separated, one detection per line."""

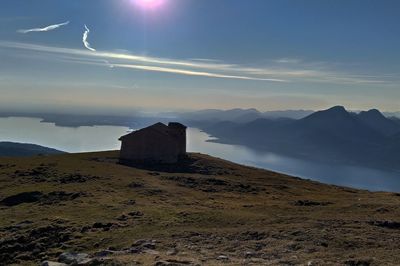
xmin=0 ymin=151 xmax=399 ymax=265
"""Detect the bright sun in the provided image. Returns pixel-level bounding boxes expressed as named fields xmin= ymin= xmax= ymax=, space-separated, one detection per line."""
xmin=134 ymin=0 xmax=165 ymax=9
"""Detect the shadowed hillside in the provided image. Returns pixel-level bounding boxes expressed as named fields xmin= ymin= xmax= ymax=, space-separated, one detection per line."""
xmin=0 ymin=142 xmax=64 ymax=157
xmin=202 ymin=106 xmax=400 ymax=171
xmin=1 ymin=152 xmax=400 ymax=265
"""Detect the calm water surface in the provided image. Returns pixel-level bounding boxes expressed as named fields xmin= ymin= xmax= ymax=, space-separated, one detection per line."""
xmin=0 ymin=117 xmax=399 ymax=192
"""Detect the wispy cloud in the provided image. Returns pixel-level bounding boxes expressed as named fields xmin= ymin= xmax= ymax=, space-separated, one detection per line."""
xmin=0 ymin=41 xmax=392 ymax=85
xmin=17 ymin=21 xmax=70 ymax=34
xmin=102 ymin=60 xmax=114 ymax=69
xmin=82 ymin=25 xmax=96 ymax=52
xmin=274 ymin=58 xmax=302 ymax=64
xmin=112 ymin=64 xmax=284 ymax=82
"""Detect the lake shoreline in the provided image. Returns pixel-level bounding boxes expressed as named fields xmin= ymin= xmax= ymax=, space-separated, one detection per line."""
xmin=0 ymin=117 xmax=399 ymax=192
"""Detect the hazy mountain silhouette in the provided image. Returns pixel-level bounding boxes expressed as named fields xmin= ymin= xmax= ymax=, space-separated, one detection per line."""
xmin=180 ymin=108 xmax=262 ymax=123
xmin=0 ymin=142 xmax=64 ymax=157
xmin=202 ymin=106 xmax=400 ymax=170
xmin=179 ymin=108 xmax=313 ymax=124
xmin=0 ymin=109 xmax=314 ymax=129
xmin=358 ymin=109 xmax=400 ymax=136
xmin=385 ymin=111 xmax=400 ymax=119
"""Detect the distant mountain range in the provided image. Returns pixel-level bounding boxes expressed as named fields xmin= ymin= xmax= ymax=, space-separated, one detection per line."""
xmin=1 ymin=108 xmax=398 ymax=129
xmin=0 ymin=142 xmax=64 ymax=157
xmin=385 ymin=111 xmax=400 ymax=119
xmin=177 ymin=108 xmax=314 ymax=123
xmin=199 ymin=106 xmax=400 ymax=171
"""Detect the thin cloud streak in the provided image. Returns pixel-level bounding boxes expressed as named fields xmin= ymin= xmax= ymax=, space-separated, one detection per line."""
xmin=0 ymin=41 xmax=391 ymax=84
xmin=0 ymin=41 xmax=284 ymax=82
xmin=17 ymin=21 xmax=70 ymax=34
xmin=112 ymin=64 xmax=285 ymax=82
xmin=82 ymin=25 xmax=96 ymax=51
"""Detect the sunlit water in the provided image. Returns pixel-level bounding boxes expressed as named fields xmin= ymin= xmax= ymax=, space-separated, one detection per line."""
xmin=0 ymin=117 xmax=399 ymax=192
xmin=0 ymin=117 xmax=131 ymax=153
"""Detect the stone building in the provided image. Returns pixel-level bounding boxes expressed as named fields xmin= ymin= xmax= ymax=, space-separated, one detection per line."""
xmin=119 ymin=122 xmax=187 ymax=164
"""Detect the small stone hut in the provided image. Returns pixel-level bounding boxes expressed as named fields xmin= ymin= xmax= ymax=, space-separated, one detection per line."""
xmin=119 ymin=122 xmax=187 ymax=164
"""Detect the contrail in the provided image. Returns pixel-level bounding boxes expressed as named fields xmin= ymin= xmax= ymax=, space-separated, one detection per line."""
xmin=82 ymin=24 xmax=96 ymax=52
xmin=17 ymin=21 xmax=70 ymax=34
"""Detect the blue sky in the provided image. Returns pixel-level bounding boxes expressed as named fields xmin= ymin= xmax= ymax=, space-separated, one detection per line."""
xmin=0 ymin=0 xmax=399 ymax=113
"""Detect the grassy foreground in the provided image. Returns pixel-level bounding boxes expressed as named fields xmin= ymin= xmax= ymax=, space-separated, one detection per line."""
xmin=0 ymin=151 xmax=400 ymax=265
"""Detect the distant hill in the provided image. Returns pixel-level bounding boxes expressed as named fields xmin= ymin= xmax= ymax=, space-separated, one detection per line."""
xmin=202 ymin=106 xmax=400 ymax=170
xmin=0 ymin=142 xmax=65 ymax=157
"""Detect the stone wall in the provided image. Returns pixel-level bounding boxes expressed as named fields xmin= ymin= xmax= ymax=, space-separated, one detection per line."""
xmin=119 ymin=124 xmax=186 ymax=164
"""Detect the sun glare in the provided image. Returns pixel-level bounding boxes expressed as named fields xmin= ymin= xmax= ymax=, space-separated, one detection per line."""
xmin=133 ymin=0 xmax=165 ymax=9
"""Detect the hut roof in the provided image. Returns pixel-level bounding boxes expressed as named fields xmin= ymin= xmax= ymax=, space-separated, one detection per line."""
xmin=119 ymin=122 xmax=173 ymax=141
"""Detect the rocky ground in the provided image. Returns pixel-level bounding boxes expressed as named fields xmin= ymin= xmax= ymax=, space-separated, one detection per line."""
xmin=1 ymin=151 xmax=400 ymax=265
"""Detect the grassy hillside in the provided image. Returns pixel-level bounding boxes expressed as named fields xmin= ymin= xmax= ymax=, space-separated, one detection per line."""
xmin=1 ymin=151 xmax=400 ymax=265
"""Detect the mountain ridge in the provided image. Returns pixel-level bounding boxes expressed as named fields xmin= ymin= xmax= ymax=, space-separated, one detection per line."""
xmin=201 ymin=106 xmax=400 ymax=170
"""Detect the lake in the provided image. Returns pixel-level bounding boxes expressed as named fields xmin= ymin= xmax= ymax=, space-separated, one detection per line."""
xmin=0 ymin=117 xmax=399 ymax=192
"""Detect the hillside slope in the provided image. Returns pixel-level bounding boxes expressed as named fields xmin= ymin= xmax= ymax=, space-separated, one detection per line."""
xmin=0 ymin=152 xmax=400 ymax=265
xmin=0 ymin=142 xmax=64 ymax=157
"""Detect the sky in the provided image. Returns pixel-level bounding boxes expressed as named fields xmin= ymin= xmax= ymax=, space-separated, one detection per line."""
xmin=0 ymin=0 xmax=399 ymax=113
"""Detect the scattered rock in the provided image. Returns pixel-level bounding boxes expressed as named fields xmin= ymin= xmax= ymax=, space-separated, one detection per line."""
xmin=128 ymin=211 xmax=144 ymax=217
xmin=12 ymin=167 xmax=100 ymax=184
xmin=80 ymin=225 xmax=91 ymax=233
xmin=116 ymin=214 xmax=129 ymax=221
xmin=216 ymin=255 xmax=229 ymax=261
xmin=344 ymin=259 xmax=372 ymax=266
xmin=140 ymin=188 xmax=164 ymax=196
xmin=148 ymin=172 xmax=161 ymax=176
xmin=94 ymin=249 xmax=116 ymax=257
xmin=155 ymin=259 xmax=193 ymax=266
xmin=239 ymin=231 xmax=266 ymax=241
xmin=155 ymin=261 xmax=175 ymax=266
xmin=58 ymin=173 xmax=100 ymax=184
xmin=41 ymin=261 xmax=67 ymax=266
xmin=115 ymin=211 xmax=143 ymax=223
xmin=143 ymin=249 xmax=159 ymax=255
xmin=0 ymin=220 xmax=34 ymax=232
xmin=161 ymin=175 xmax=262 ymax=194
xmin=39 ymin=191 xmax=85 ymax=205
xmin=245 ymin=251 xmax=256 ymax=258
xmin=58 ymin=252 xmax=90 ymax=264
xmin=368 ymin=220 xmax=400 ymax=229
xmin=294 ymin=200 xmax=332 ymax=206
xmin=123 ymin=199 xmax=136 ymax=205
xmin=0 ymin=224 xmax=73 ymax=265
xmin=92 ymin=222 xmax=116 ymax=231
xmin=166 ymin=248 xmax=178 ymax=256
xmin=129 ymin=182 xmax=144 ymax=188
xmin=131 ymin=239 xmax=157 ymax=252
xmin=375 ymin=207 xmax=390 ymax=213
